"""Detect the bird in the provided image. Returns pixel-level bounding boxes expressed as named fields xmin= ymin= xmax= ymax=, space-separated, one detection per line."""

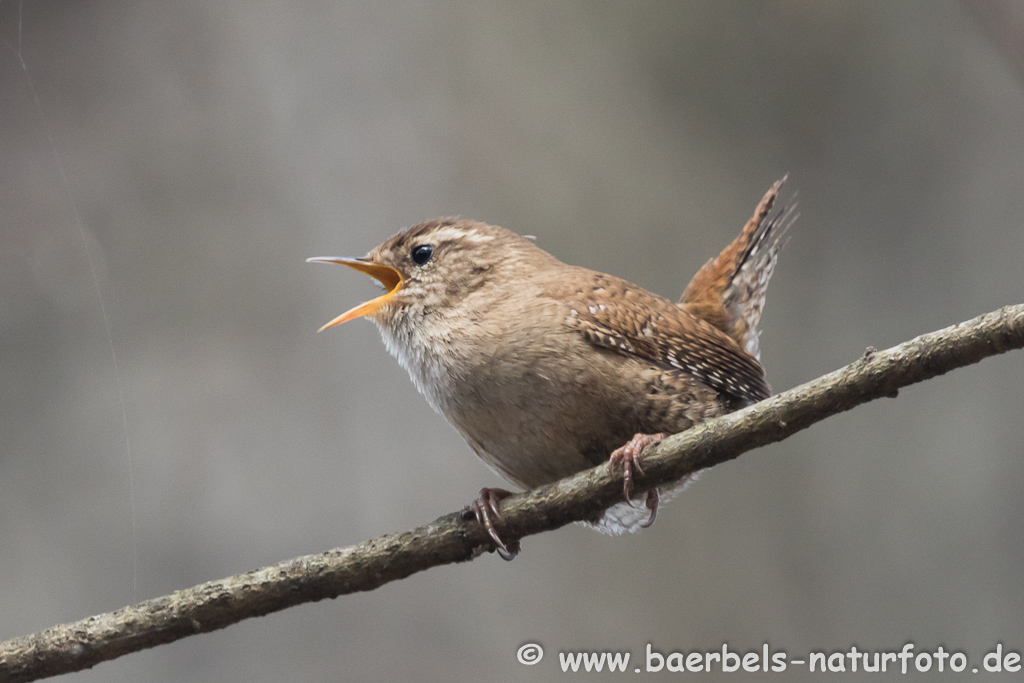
xmin=309 ymin=179 xmax=793 ymax=560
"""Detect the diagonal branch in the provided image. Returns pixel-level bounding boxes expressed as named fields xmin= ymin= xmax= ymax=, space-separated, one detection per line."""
xmin=2 ymin=303 xmax=1023 ymax=683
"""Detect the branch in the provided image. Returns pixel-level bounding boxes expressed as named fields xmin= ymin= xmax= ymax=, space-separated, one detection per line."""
xmin=2 ymin=303 xmax=1023 ymax=682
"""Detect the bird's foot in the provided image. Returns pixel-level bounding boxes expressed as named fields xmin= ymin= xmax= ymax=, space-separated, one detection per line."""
xmin=609 ymin=432 xmax=666 ymax=527
xmin=466 ymin=487 xmax=520 ymax=561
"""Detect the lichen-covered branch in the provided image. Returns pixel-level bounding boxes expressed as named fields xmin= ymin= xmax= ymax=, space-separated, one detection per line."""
xmin=2 ymin=303 xmax=1022 ymax=683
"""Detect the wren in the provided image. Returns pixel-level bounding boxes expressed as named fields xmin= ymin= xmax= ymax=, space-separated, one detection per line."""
xmin=309 ymin=179 xmax=792 ymax=559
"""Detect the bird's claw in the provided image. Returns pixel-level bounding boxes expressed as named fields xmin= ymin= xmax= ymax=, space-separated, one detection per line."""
xmin=639 ymin=487 xmax=659 ymax=528
xmin=467 ymin=488 xmax=520 ymax=561
xmin=609 ymin=433 xmax=666 ymax=526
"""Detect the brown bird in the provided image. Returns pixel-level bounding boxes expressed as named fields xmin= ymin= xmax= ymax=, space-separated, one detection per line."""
xmin=309 ymin=179 xmax=793 ymax=559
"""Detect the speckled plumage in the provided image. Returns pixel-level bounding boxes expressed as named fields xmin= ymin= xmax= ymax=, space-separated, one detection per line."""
xmin=318 ymin=181 xmax=790 ymax=535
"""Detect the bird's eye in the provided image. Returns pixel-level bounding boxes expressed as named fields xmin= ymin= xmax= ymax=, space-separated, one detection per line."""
xmin=411 ymin=244 xmax=433 ymax=265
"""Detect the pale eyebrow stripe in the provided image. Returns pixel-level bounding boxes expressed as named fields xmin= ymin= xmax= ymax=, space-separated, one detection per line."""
xmin=426 ymin=226 xmax=495 ymax=245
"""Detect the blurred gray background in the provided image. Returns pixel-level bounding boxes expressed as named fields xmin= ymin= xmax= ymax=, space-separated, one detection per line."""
xmin=2 ymin=1 xmax=1023 ymax=681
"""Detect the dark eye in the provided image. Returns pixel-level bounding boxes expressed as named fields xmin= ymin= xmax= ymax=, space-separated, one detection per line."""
xmin=411 ymin=244 xmax=433 ymax=265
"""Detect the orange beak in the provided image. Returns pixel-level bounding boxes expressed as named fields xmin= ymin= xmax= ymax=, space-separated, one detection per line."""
xmin=306 ymin=257 xmax=404 ymax=331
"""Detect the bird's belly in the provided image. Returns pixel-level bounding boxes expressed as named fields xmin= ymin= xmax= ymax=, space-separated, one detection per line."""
xmin=452 ymin=415 xmax=608 ymax=490
xmin=457 ymin=423 xmax=601 ymax=490
xmin=438 ymin=357 xmax=643 ymax=489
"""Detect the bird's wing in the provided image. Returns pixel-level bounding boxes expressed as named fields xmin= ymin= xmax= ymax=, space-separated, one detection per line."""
xmin=547 ymin=268 xmax=770 ymax=408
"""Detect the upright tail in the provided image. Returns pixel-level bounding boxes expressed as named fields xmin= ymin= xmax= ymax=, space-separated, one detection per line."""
xmin=680 ymin=177 xmax=795 ymax=362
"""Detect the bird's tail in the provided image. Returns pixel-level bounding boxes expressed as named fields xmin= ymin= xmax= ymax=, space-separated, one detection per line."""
xmin=679 ymin=177 xmax=796 ymax=361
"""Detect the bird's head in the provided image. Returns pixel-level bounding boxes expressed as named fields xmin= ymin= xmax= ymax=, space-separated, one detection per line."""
xmin=308 ymin=218 xmax=549 ymax=333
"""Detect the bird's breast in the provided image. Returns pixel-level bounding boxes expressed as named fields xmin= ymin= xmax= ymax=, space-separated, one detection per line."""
xmin=381 ymin=302 xmax=637 ymax=487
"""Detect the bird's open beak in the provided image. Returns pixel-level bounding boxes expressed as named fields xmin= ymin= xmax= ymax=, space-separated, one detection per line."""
xmin=306 ymin=257 xmax=404 ymax=331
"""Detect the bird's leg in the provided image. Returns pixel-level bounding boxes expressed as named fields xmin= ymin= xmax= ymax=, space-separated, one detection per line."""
xmin=609 ymin=433 xmax=666 ymax=526
xmin=467 ymin=487 xmax=520 ymax=561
